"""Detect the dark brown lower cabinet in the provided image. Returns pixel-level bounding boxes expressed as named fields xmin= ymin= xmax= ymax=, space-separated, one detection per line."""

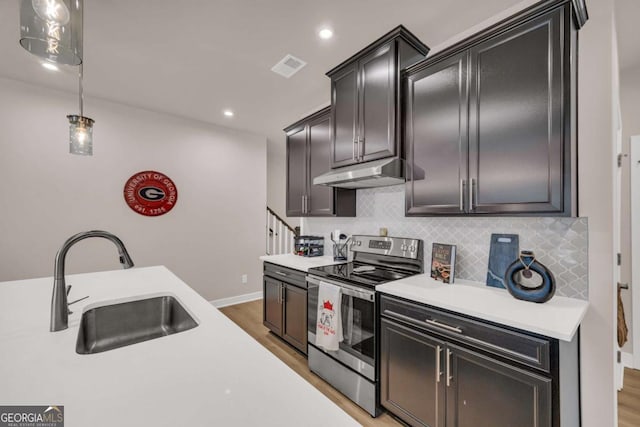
xmin=380 ymin=319 xmax=446 ymax=427
xmin=446 ymin=343 xmax=551 ymax=427
xmin=263 ymin=263 xmax=308 ymax=354
xmin=380 ymin=294 xmax=579 ymax=427
xmin=282 ymin=283 xmax=307 ymax=352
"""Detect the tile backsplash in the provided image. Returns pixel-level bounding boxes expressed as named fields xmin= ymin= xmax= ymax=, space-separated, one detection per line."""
xmin=302 ymin=185 xmax=588 ymax=300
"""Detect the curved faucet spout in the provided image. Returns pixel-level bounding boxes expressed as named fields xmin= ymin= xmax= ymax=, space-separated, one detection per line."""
xmin=51 ymin=231 xmax=135 ymax=332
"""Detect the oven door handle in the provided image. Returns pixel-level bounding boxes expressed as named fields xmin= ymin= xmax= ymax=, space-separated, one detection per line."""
xmin=306 ymin=275 xmax=375 ymax=301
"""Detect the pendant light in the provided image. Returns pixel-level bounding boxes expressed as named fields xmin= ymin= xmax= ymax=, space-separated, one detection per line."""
xmin=67 ymin=63 xmax=94 ymax=155
xmin=19 ymin=0 xmax=83 ymax=66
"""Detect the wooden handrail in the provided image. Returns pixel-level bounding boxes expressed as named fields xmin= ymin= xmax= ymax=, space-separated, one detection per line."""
xmin=267 ymin=207 xmax=299 ymax=236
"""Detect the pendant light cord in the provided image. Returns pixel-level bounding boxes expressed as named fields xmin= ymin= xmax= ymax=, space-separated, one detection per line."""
xmin=79 ymin=63 xmax=84 ymax=117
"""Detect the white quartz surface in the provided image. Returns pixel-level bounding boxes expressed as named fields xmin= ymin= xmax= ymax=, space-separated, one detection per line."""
xmin=0 ymin=266 xmax=360 ymax=427
xmin=376 ymin=274 xmax=588 ymax=342
xmin=259 ymin=254 xmax=344 ymax=272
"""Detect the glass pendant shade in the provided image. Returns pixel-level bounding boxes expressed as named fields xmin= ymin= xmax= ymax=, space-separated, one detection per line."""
xmin=67 ymin=115 xmax=94 ymax=155
xmin=20 ymin=0 xmax=83 ymax=65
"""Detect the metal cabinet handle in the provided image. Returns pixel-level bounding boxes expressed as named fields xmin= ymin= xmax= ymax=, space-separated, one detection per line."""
xmin=275 ymin=271 xmax=288 ymax=277
xmin=469 ymin=178 xmax=475 ymax=211
xmin=425 ymin=318 xmax=463 ymax=334
xmin=459 ymin=180 xmax=465 ymax=211
xmin=353 ymin=139 xmax=358 ymax=162
xmin=436 ymin=345 xmax=442 ymax=383
xmin=358 ymin=137 xmax=365 ymax=161
xmin=446 ymin=348 xmax=452 ymax=387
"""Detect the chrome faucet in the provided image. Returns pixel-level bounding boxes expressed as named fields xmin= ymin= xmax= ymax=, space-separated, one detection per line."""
xmin=50 ymin=230 xmax=135 ymax=332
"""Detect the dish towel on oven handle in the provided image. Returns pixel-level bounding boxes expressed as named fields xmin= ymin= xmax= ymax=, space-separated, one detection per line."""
xmin=315 ymin=281 xmax=343 ymax=351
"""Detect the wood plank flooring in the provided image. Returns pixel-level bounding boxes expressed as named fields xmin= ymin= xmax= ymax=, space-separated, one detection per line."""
xmin=222 ymin=300 xmax=640 ymax=427
xmin=219 ymin=300 xmax=402 ymax=427
xmin=619 ymin=367 xmax=640 ymax=427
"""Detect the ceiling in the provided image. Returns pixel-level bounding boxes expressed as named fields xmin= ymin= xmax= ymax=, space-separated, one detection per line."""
xmin=0 ymin=0 xmax=590 ymax=144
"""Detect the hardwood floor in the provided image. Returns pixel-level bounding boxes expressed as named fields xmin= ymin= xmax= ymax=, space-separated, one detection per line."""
xmin=219 ymin=300 xmax=402 ymax=427
xmin=619 ymin=367 xmax=640 ymax=427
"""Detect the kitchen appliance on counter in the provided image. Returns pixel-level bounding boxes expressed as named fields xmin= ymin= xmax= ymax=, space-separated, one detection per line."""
xmin=306 ymin=235 xmax=424 ymax=416
xmin=294 ymin=235 xmax=324 ymax=257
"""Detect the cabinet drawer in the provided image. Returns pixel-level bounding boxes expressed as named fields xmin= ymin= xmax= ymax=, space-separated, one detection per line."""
xmin=380 ymin=294 xmax=551 ymax=372
xmin=263 ymin=262 xmax=307 ymax=289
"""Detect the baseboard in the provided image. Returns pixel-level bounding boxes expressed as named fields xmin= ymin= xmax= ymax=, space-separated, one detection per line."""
xmin=210 ymin=291 xmax=263 ymax=308
xmin=622 ymin=351 xmax=634 ymax=369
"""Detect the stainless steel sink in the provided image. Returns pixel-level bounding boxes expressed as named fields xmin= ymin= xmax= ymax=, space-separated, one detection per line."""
xmin=76 ymin=295 xmax=198 ymax=354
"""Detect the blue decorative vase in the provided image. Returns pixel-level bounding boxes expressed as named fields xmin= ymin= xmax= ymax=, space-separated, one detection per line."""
xmin=504 ymin=250 xmax=556 ymax=303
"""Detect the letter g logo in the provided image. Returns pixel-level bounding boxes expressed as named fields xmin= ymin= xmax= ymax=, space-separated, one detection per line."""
xmin=138 ymin=186 xmax=166 ymax=201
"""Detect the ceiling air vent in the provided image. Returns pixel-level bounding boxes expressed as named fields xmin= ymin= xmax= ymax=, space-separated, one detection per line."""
xmin=271 ymin=54 xmax=307 ymax=78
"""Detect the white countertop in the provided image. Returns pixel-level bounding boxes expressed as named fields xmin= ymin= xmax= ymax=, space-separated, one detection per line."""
xmin=0 ymin=266 xmax=359 ymax=427
xmin=376 ymin=274 xmax=588 ymax=342
xmin=259 ymin=254 xmax=345 ymax=272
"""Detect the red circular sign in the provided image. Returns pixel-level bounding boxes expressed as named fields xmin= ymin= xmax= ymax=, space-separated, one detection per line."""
xmin=123 ymin=171 xmax=178 ymax=217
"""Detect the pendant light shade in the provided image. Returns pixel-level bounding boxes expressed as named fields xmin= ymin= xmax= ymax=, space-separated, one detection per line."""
xmin=19 ymin=0 xmax=83 ymax=65
xmin=67 ymin=115 xmax=93 ymax=155
xmin=67 ymin=63 xmax=94 ymax=156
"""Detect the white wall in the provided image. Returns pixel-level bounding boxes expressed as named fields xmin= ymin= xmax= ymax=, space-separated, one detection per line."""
xmin=267 ymin=136 xmax=289 ymax=221
xmin=0 ymin=77 xmax=266 ymax=302
xmin=574 ymin=1 xmax=617 ymax=424
xmin=619 ymin=64 xmax=640 ymax=353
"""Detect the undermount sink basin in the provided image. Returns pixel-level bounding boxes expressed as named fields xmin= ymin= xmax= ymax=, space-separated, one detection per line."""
xmin=76 ymin=295 xmax=198 ymax=354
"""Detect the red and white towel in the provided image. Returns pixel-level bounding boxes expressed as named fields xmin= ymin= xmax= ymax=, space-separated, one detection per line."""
xmin=315 ymin=281 xmax=343 ymax=351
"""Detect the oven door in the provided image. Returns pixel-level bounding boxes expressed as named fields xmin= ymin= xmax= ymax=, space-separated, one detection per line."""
xmin=307 ymin=275 xmax=376 ymax=381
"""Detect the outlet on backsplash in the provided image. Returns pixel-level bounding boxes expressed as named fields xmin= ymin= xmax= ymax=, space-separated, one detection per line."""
xmin=303 ymin=186 xmax=588 ymax=300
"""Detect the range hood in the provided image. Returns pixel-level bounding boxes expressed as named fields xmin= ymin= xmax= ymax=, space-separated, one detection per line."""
xmin=313 ymin=158 xmax=405 ymax=189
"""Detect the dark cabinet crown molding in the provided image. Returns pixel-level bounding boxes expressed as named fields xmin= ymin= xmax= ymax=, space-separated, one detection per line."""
xmin=572 ymin=0 xmax=588 ymax=28
xmin=406 ymin=0 xmax=587 ymax=75
xmin=284 ymin=106 xmax=331 ymax=134
xmin=326 ymin=25 xmax=429 ymax=78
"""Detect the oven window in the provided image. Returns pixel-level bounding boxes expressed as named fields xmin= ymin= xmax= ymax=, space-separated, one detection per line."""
xmin=340 ymin=295 xmax=374 ymax=365
xmin=307 ymin=282 xmax=375 ymax=367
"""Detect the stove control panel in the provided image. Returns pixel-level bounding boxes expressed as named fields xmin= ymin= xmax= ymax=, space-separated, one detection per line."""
xmin=350 ymin=235 xmax=422 ymax=260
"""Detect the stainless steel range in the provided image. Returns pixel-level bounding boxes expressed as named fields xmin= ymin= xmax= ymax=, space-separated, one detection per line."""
xmin=306 ymin=235 xmax=423 ymax=416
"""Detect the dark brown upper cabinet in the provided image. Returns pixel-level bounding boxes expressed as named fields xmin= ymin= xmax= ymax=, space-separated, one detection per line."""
xmin=285 ymin=107 xmax=356 ymax=217
xmin=405 ymin=1 xmax=579 ymax=216
xmin=327 ymin=26 xmax=429 ymax=169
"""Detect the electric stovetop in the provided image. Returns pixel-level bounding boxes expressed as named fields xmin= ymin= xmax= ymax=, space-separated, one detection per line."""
xmin=307 ymin=261 xmax=415 ymax=289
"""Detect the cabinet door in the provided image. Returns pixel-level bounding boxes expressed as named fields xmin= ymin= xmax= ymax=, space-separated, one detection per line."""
xmin=331 ymin=63 xmax=359 ymax=168
xmin=446 ymin=343 xmax=552 ymax=427
xmin=359 ymin=42 xmax=397 ymax=162
xmin=405 ymin=52 xmax=469 ymax=215
xmin=307 ymin=112 xmax=334 ymax=216
xmin=380 ymin=319 xmax=446 ymax=427
xmin=263 ymin=277 xmax=283 ymax=335
xmin=286 ymin=125 xmax=307 ymax=216
xmin=468 ymin=8 xmax=564 ymax=214
xmin=282 ymin=284 xmax=308 ymax=354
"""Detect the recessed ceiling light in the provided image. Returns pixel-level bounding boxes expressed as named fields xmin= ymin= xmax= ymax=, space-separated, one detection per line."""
xmin=223 ymin=110 xmax=234 ymax=117
xmin=42 ymin=61 xmax=59 ymax=71
xmin=318 ymin=28 xmax=334 ymax=40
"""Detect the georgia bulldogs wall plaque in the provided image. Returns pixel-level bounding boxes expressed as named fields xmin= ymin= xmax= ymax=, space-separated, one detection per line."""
xmin=124 ymin=171 xmax=178 ymax=216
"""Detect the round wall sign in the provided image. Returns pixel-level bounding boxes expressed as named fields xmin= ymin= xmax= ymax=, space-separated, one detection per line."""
xmin=123 ymin=171 xmax=178 ymax=217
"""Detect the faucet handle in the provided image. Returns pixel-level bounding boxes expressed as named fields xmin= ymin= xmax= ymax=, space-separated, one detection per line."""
xmin=68 ymin=295 xmax=89 ymax=306
xmin=67 ymin=295 xmax=89 ymax=315
xmin=66 ymin=285 xmax=72 ymax=296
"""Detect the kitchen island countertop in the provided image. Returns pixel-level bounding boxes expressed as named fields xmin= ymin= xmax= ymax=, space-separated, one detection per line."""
xmin=0 ymin=266 xmax=360 ymax=427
